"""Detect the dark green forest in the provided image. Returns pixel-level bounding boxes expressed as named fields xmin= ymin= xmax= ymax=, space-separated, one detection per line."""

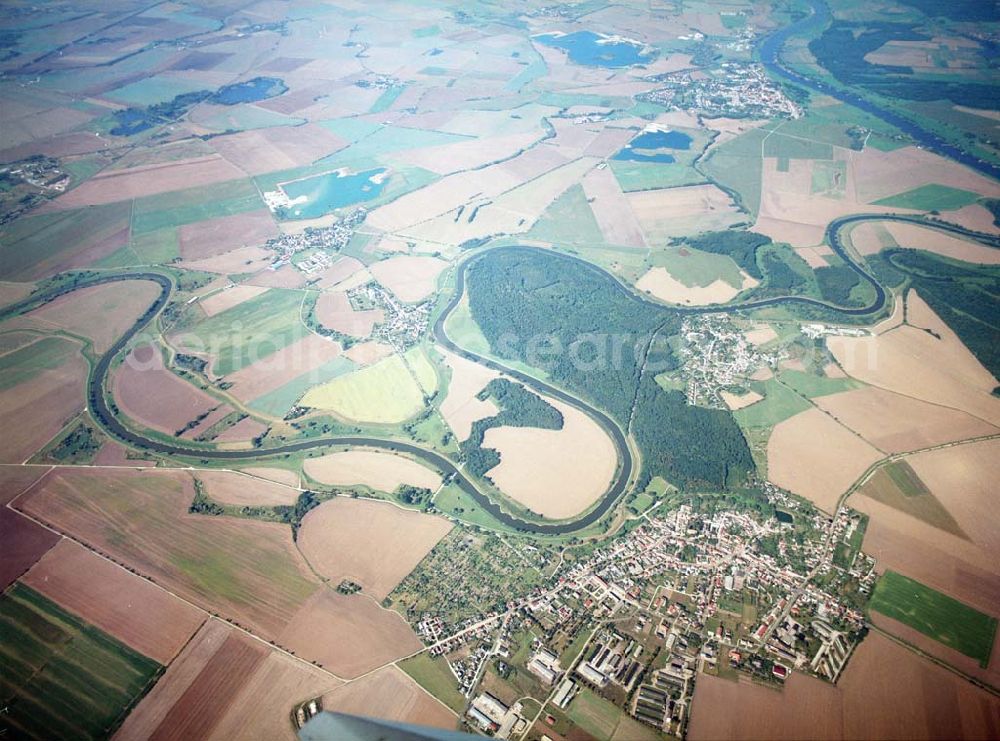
xmin=466 ymin=250 xmax=754 ymax=490
xmin=677 ymin=231 xmax=771 ymax=279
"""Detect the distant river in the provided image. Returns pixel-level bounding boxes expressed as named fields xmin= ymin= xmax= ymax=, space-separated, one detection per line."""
xmin=758 ymin=0 xmax=1000 ymax=181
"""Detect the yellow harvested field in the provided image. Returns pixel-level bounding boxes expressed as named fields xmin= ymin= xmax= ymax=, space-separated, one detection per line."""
xmin=196 ymin=469 xmax=299 ymax=507
xmin=626 ymin=184 xmax=742 ymax=243
xmin=199 ymin=285 xmax=269 ymax=317
xmin=944 ymin=203 xmax=998 ymax=233
xmin=314 ymin=291 xmax=382 ymax=338
xmin=814 ymin=387 xmax=996 ymax=453
xmin=343 ymin=340 xmax=394 ymax=366
xmin=25 ymin=280 xmax=159 ymax=353
xmin=750 ymin=365 xmax=773 ymax=381
xmin=855 ymin=494 xmax=1000 ymax=616
xmin=754 ymin=156 xmax=897 ymax=248
xmin=907 ymin=439 xmax=1000 ymax=557
xmin=48 ymin=155 xmax=246 ymax=208
xmin=883 ymin=222 xmax=1000 ymax=264
xmin=239 ymin=466 xmax=300 ymax=487
xmin=369 ymin=255 xmax=449 ymax=302
xmin=636 ymin=267 xmax=754 ymax=305
xmin=854 ymin=145 xmax=1000 ymax=204
xmin=399 ymin=157 xmax=598 ymax=247
xmin=744 ymin=325 xmax=777 ymax=346
xmin=689 ymin=632 xmax=1000 ymax=740
xmin=767 ymin=408 xmax=883 ymax=513
xmin=180 ymin=245 xmax=274 ymax=275
xmin=246 ymin=264 xmax=306 ymax=289
xmin=178 ymin=209 xmax=278 ymax=260
xmin=483 ymin=398 xmax=617 ymax=519
xmin=322 ymin=666 xmax=456 ymax=730
xmin=721 ymin=390 xmax=763 ymax=411
xmin=209 ymin=123 xmax=347 ymax=175
xmin=277 ymin=590 xmax=422 ymax=679
xmin=0 ymin=281 xmax=34 ymax=309
xmin=827 ymin=292 xmax=1000 ymax=426
xmin=395 ymin=131 xmax=542 ymax=175
xmin=301 ymin=350 xmax=431 ymax=423
xmin=439 ymin=347 xmax=499 ymax=441
xmin=316 ymin=256 xmax=365 ymax=289
xmin=794 ymin=245 xmax=830 ymax=268
xmin=206 ymin=651 xmax=341 ymax=741
xmin=298 ymin=497 xmax=452 ymax=599
xmin=304 ymin=449 xmax=440 ymax=492
xmin=581 ymin=165 xmax=646 ymax=248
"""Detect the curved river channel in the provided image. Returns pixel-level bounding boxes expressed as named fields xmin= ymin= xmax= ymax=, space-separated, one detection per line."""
xmin=2 ymin=214 xmax=995 ymax=534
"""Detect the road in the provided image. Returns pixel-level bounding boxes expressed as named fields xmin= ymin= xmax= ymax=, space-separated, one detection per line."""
xmin=1 ymin=214 xmax=993 ymax=534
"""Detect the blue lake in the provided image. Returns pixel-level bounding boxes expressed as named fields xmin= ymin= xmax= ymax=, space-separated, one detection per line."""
xmin=613 ymin=129 xmax=692 ymax=163
xmin=281 ymin=168 xmax=387 ymax=219
xmin=535 ymin=31 xmax=655 ymax=68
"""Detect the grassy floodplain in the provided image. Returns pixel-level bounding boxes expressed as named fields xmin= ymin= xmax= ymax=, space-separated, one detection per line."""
xmin=869 ymin=571 xmax=998 ymax=666
xmin=0 ymin=584 xmax=161 ymax=740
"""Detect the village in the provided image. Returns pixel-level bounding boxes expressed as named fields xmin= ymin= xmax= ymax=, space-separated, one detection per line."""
xmin=262 ymin=206 xmax=368 ymax=271
xmin=640 ymin=62 xmax=803 ymax=119
xmin=676 ymin=314 xmax=784 ymax=409
xmin=404 ymin=490 xmax=875 ymax=739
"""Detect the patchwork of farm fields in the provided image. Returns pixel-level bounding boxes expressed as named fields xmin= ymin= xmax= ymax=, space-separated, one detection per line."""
xmin=1 ymin=0 xmax=999 ymax=736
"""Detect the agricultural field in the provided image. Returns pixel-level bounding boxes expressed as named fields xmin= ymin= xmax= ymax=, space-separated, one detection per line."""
xmin=0 ymin=584 xmax=161 ymax=740
xmin=300 ymin=348 xmax=434 ymax=424
xmin=297 ymin=497 xmax=452 ymax=599
xmin=868 ymin=571 xmax=998 ymax=666
xmin=22 ymin=539 xmax=206 ymax=664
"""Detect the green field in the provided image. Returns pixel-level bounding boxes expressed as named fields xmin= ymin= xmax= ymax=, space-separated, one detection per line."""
xmin=811 ymin=159 xmax=847 ymax=197
xmin=0 ymin=584 xmax=161 ymax=740
xmin=700 ymin=127 xmax=768 ymax=217
xmin=0 ymin=337 xmax=79 ymax=392
xmin=301 ymin=348 xmax=431 ymax=424
xmin=565 ymin=687 xmax=629 ymax=740
xmin=443 ymin=294 xmax=492 ymax=356
xmin=777 ymin=369 xmax=861 ymax=398
xmin=132 ymin=179 xmax=264 ymax=234
xmin=248 ymin=355 xmax=357 ymax=417
xmin=398 ymin=652 xmax=465 ymax=713
xmin=0 ymin=202 xmax=132 ymax=281
xmin=873 ymin=183 xmax=981 ymax=212
xmin=869 ymin=571 xmax=997 ymax=666
xmin=527 ymin=184 xmax=606 ymax=246
xmin=732 ymin=379 xmax=810 ymax=429
xmin=181 ymin=288 xmax=308 ymax=375
xmin=762 ymin=132 xmax=834 ymax=160
xmin=608 ymin=160 xmax=706 ymax=192
xmin=200 ymin=106 xmax=305 ymax=133
xmin=650 ymin=246 xmax=745 ymax=288
xmin=860 ymin=462 xmax=966 ymax=537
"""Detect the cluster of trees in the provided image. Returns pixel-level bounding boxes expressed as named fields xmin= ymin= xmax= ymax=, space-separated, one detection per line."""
xmin=467 ymin=250 xmax=754 ymax=491
xmin=758 ymin=251 xmax=808 ymax=294
xmin=632 ymin=379 xmax=755 ymax=491
xmin=676 ymin=230 xmax=772 ymax=279
xmin=396 ymin=484 xmax=433 ymax=506
xmin=459 ymin=378 xmax=564 ymax=477
xmin=815 ymin=265 xmax=862 ymax=306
